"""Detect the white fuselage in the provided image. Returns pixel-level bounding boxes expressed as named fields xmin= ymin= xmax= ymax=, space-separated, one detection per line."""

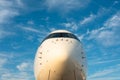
xmin=34 ymin=30 xmax=87 ymax=80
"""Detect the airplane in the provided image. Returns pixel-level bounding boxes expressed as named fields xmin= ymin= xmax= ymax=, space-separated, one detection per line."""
xmin=34 ymin=30 xmax=87 ymax=80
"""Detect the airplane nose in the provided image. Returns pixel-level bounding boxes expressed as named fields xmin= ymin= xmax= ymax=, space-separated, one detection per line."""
xmin=35 ymin=30 xmax=86 ymax=80
xmin=50 ymin=51 xmax=69 ymax=63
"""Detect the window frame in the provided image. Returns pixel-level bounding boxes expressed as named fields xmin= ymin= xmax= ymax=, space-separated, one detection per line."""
xmin=43 ymin=33 xmax=80 ymax=42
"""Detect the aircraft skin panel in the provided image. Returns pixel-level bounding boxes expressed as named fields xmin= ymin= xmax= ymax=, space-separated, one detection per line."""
xmin=34 ymin=30 xmax=87 ymax=80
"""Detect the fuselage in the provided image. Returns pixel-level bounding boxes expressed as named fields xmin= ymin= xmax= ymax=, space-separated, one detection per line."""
xmin=34 ymin=30 xmax=87 ymax=80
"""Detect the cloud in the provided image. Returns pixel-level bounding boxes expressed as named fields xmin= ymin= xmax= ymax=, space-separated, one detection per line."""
xmin=1 ymin=71 xmax=34 ymax=80
xmin=16 ymin=0 xmax=24 ymax=7
xmin=0 ymin=0 xmax=24 ymax=8
xmin=20 ymin=26 xmax=48 ymax=35
xmin=45 ymin=0 xmax=90 ymax=13
xmin=86 ymin=11 xmax=120 ymax=47
xmin=17 ymin=61 xmax=33 ymax=72
xmin=0 ymin=53 xmax=34 ymax=80
xmin=0 ymin=28 xmax=15 ymax=40
xmin=0 ymin=9 xmax=18 ymax=23
xmin=0 ymin=53 xmax=12 ymax=75
xmin=88 ymin=77 xmax=120 ymax=80
xmin=63 ymin=22 xmax=78 ymax=31
xmin=19 ymin=26 xmax=49 ymax=42
xmin=27 ymin=20 xmax=34 ymax=25
xmin=88 ymin=64 xmax=120 ymax=80
xmin=0 ymin=0 xmax=20 ymax=24
xmin=80 ymin=14 xmax=96 ymax=25
xmin=50 ymin=27 xmax=57 ymax=31
xmin=62 ymin=8 xmax=109 ymax=31
xmin=0 ymin=0 xmax=13 ymax=7
xmin=0 ymin=58 xmax=7 ymax=68
xmin=89 ymin=58 xmax=120 ymax=65
xmin=21 ymin=27 xmax=40 ymax=33
xmin=79 ymin=7 xmax=114 ymax=26
xmin=78 ymin=34 xmax=85 ymax=41
xmin=89 ymin=69 xmax=114 ymax=78
xmin=104 ymin=11 xmax=120 ymax=28
xmin=97 ymin=30 xmax=119 ymax=46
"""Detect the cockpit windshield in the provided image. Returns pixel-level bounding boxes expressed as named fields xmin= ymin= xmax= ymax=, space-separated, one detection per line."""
xmin=43 ymin=33 xmax=80 ymax=41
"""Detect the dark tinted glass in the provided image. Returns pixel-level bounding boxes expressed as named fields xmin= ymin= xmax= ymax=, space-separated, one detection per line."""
xmin=43 ymin=33 xmax=80 ymax=41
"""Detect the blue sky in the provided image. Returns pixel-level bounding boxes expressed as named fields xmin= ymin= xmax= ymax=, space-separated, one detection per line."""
xmin=0 ymin=0 xmax=120 ymax=80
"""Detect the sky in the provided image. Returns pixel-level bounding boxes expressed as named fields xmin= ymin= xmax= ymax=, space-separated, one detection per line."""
xmin=0 ymin=0 xmax=120 ymax=80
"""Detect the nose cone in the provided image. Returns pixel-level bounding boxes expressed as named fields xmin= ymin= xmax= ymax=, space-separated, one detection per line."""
xmin=37 ymin=52 xmax=77 ymax=80
xmin=34 ymin=30 xmax=86 ymax=80
xmin=49 ymin=44 xmax=73 ymax=62
xmin=37 ymin=49 xmax=85 ymax=80
xmin=46 ymin=48 xmax=70 ymax=70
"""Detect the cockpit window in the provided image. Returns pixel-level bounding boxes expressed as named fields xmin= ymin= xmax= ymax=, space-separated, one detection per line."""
xmin=43 ymin=33 xmax=80 ymax=41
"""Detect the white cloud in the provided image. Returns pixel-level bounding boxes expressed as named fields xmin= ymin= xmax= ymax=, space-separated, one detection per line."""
xmin=0 ymin=9 xmax=18 ymax=23
xmin=0 ymin=28 xmax=15 ymax=40
xmin=21 ymin=26 xmax=48 ymax=35
xmin=104 ymin=11 xmax=120 ymax=28
xmin=0 ymin=0 xmax=20 ymax=24
xmin=17 ymin=62 xmax=33 ymax=72
xmin=50 ymin=27 xmax=57 ymax=31
xmin=0 ymin=53 xmax=34 ymax=80
xmin=63 ymin=22 xmax=78 ymax=31
xmin=0 ymin=0 xmax=26 ymax=24
xmin=88 ymin=64 xmax=120 ymax=80
xmin=89 ymin=69 xmax=114 ymax=78
xmin=87 ymin=27 xmax=105 ymax=39
xmin=21 ymin=27 xmax=40 ymax=33
xmin=16 ymin=0 xmax=24 ymax=7
xmin=45 ymin=0 xmax=90 ymax=13
xmin=27 ymin=20 xmax=34 ymax=25
xmin=20 ymin=25 xmax=48 ymax=35
xmin=0 ymin=0 xmax=13 ymax=7
xmin=78 ymin=34 xmax=85 ymax=41
xmin=0 ymin=58 xmax=7 ymax=68
xmin=1 ymin=71 xmax=34 ymax=80
xmin=86 ymin=11 xmax=120 ymax=47
xmin=97 ymin=31 xmax=119 ymax=46
xmin=79 ymin=8 xmax=112 ymax=26
xmin=88 ymin=77 xmax=120 ymax=80
xmin=0 ymin=53 xmax=12 ymax=75
xmin=80 ymin=14 xmax=96 ymax=25
xmin=0 ymin=0 xmax=24 ymax=8
xmin=89 ymin=58 xmax=120 ymax=65
xmin=20 ymin=26 xmax=49 ymax=42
